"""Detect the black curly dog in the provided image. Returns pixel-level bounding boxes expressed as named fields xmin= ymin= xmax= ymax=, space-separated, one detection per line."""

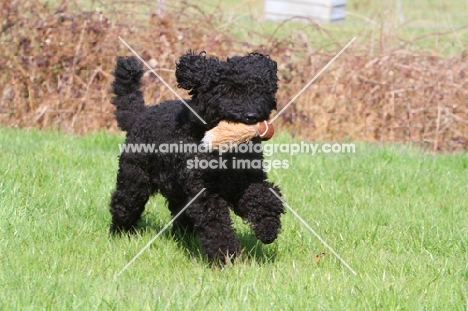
xmin=110 ymin=51 xmax=285 ymax=263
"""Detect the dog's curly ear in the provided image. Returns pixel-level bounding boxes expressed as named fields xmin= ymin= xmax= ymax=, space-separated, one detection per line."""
xmin=176 ymin=51 xmax=219 ymax=93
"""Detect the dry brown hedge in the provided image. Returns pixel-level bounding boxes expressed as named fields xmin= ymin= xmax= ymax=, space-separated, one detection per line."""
xmin=1 ymin=0 xmax=467 ymax=151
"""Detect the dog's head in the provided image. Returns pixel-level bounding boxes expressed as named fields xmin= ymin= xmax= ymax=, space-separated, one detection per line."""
xmin=176 ymin=51 xmax=278 ymax=128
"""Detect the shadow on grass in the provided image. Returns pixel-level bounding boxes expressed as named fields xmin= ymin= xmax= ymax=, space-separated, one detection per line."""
xmin=131 ymin=215 xmax=278 ymax=265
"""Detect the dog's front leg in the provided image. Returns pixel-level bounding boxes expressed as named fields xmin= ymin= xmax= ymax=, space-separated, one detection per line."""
xmin=186 ymin=191 xmax=240 ymax=264
xmin=233 ymin=182 xmax=285 ymax=244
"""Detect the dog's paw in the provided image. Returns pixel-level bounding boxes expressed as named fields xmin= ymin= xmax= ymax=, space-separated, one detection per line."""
xmin=253 ymin=217 xmax=281 ymax=244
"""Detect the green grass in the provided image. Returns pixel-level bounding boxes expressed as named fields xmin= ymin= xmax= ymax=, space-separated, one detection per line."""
xmin=1 ymin=128 xmax=467 ymax=310
xmin=181 ymin=0 xmax=464 ymax=55
xmin=42 ymin=0 xmax=468 ymax=55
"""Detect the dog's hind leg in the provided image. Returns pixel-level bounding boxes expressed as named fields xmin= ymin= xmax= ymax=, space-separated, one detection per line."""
xmin=109 ymin=157 xmax=152 ymax=234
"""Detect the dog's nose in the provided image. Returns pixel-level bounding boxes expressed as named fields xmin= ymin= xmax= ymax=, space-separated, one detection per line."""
xmin=244 ymin=112 xmax=261 ymax=124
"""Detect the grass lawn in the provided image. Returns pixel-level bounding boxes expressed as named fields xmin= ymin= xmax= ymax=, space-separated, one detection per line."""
xmin=61 ymin=0 xmax=468 ymax=55
xmin=1 ymin=128 xmax=467 ymax=310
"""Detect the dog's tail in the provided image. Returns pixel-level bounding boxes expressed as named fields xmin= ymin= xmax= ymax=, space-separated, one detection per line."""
xmin=111 ymin=56 xmax=146 ymax=132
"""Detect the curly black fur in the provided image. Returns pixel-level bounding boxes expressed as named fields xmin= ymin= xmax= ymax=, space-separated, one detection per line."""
xmin=109 ymin=51 xmax=285 ymax=264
